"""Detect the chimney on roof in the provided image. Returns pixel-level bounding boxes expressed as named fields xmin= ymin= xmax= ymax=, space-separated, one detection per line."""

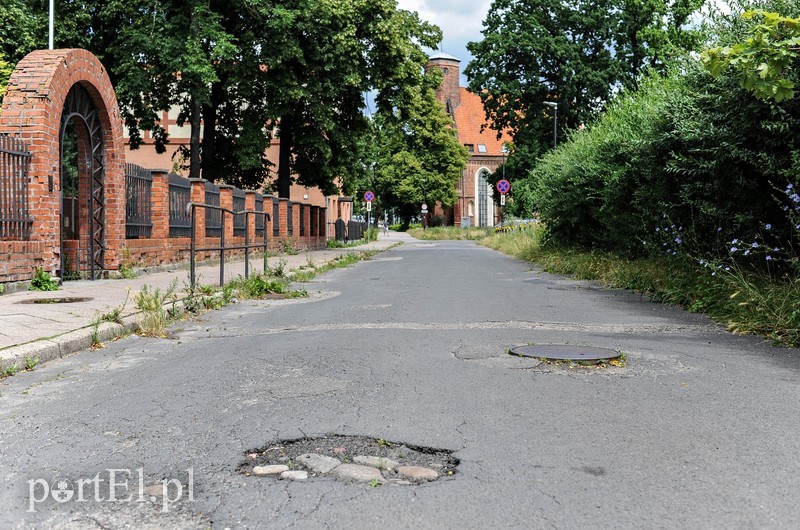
xmin=426 ymin=51 xmax=461 ymax=116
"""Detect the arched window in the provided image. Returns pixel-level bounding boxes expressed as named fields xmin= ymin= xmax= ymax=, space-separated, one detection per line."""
xmin=467 ymin=200 xmax=474 ymax=217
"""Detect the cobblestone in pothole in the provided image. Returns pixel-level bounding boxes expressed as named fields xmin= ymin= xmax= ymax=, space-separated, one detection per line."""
xmin=239 ymin=434 xmax=459 ymax=487
xmin=280 ymin=470 xmax=309 ymax=480
xmin=253 ymin=465 xmax=289 ymax=476
xmin=297 ymin=453 xmax=341 ymax=474
xmin=353 ymin=455 xmax=401 ymax=470
xmin=397 ymin=466 xmax=439 ymax=482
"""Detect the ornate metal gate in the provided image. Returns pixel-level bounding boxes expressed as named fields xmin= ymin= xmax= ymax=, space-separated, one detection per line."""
xmin=60 ymin=84 xmax=106 ymax=279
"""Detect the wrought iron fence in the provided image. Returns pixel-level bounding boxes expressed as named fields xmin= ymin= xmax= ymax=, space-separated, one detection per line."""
xmin=0 ymin=134 xmax=32 ymax=241
xmin=233 ymin=188 xmax=246 ymax=237
xmin=125 ymin=164 xmax=153 ymax=238
xmin=272 ymin=197 xmax=280 ymax=237
xmin=204 ymin=181 xmax=221 ymax=237
xmin=255 ymin=194 xmax=265 ymax=237
xmin=169 ymin=173 xmax=192 ymax=237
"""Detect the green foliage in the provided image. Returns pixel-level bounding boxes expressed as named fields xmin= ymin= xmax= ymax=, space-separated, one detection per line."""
xmin=527 ymin=51 xmax=800 ymax=264
xmin=2 ymin=1 xmax=441 ymax=193
xmin=703 ymin=10 xmax=800 ymax=102
xmin=29 ymin=268 xmax=59 ymax=291
xmin=24 ymin=356 xmax=38 ymax=371
xmin=466 ymin=0 xmax=705 ymax=179
xmin=368 ymin=70 xmax=469 ymax=223
xmin=408 ymin=227 xmax=492 ymax=241
xmin=1 ymin=363 xmax=18 ymax=378
xmin=0 ymin=51 xmax=12 ymax=100
xmin=482 ymin=228 xmax=800 ymax=347
xmin=134 ymin=279 xmax=178 ymax=337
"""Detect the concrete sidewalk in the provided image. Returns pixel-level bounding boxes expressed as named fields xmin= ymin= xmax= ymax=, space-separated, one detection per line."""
xmin=0 ymin=233 xmax=403 ymax=371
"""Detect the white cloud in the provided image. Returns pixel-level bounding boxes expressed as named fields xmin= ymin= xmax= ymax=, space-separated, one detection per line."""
xmin=397 ymin=0 xmax=493 ymax=83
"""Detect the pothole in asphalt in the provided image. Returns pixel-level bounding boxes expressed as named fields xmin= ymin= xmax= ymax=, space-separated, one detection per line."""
xmin=239 ymin=434 xmax=459 ymax=486
xmin=18 ymin=297 xmax=93 ymax=304
xmin=509 ymin=344 xmax=626 ymax=367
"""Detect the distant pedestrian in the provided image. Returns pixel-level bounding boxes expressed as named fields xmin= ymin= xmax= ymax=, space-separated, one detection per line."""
xmin=383 ymin=221 xmax=389 ymax=236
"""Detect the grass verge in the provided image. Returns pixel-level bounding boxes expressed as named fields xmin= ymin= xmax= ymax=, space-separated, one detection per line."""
xmin=408 ymin=227 xmax=492 ymax=240
xmin=480 ymin=224 xmax=800 ymax=348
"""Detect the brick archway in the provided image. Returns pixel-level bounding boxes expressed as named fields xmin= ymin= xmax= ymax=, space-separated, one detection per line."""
xmin=0 ymin=49 xmax=124 ymax=278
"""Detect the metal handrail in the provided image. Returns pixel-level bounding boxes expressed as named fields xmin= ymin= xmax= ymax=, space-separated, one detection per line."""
xmin=188 ymin=202 xmax=271 ymax=289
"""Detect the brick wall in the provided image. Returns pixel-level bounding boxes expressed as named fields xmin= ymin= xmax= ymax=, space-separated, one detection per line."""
xmin=0 ymin=49 xmax=329 ymax=286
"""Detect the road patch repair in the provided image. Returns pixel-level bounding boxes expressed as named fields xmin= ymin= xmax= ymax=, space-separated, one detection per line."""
xmin=239 ymin=435 xmax=459 ymax=486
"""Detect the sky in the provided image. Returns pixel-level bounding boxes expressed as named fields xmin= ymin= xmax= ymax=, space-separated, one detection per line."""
xmin=396 ymin=0 xmax=494 ymax=86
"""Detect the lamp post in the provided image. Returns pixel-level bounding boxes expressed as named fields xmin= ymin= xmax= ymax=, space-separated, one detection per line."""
xmin=543 ymin=101 xmax=558 ymax=148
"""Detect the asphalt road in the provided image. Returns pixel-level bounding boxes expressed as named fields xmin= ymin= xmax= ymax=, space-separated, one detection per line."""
xmin=2 ymin=233 xmax=800 ymax=528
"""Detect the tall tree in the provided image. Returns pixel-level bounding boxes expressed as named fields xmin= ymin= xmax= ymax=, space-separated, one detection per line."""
xmin=251 ymin=0 xmax=441 ymax=197
xmin=370 ymin=70 xmax=469 ymax=224
xmin=466 ymin=0 xmax=705 ymax=172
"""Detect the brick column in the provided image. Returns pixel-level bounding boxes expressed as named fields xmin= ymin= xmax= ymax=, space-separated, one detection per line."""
xmin=189 ymin=179 xmax=206 ymax=248
xmin=278 ymin=199 xmax=289 ymax=241
xmin=150 ymin=170 xmax=169 ymax=240
xmin=219 ymin=185 xmax=234 ymax=243
xmin=245 ymin=191 xmax=257 ymax=247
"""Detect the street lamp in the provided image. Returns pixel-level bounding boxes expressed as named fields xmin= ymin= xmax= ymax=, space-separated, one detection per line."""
xmin=543 ymin=101 xmax=558 ymax=148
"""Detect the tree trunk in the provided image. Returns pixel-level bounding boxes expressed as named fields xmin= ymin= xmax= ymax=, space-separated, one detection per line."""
xmin=201 ymin=81 xmax=223 ymax=181
xmin=189 ymin=98 xmax=202 ymax=180
xmin=277 ymin=114 xmax=293 ymax=199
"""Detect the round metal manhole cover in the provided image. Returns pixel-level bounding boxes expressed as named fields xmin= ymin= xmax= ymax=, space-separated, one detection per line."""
xmin=510 ymin=344 xmax=621 ymax=362
xmin=18 ymin=297 xmax=93 ymax=304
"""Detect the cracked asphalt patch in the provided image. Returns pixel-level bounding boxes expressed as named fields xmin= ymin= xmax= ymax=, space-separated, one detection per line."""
xmin=2 ymin=236 xmax=800 ymax=527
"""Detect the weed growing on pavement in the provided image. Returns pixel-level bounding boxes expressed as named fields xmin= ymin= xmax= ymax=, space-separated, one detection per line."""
xmin=369 ymin=479 xmax=382 ymax=488
xmin=134 ymin=279 xmax=178 ymax=337
xmin=119 ymin=246 xmax=137 ymax=279
xmin=29 ymin=268 xmax=59 ymax=291
xmin=90 ymin=317 xmax=104 ymax=349
xmin=282 ymin=240 xmax=299 ymax=255
xmin=0 ymin=284 xmax=5 ymax=295
xmin=24 ymin=356 xmax=39 ymax=371
xmin=268 ymin=258 xmax=287 ymax=278
xmin=100 ymin=288 xmax=130 ymax=324
xmin=1 ymin=363 xmax=19 ymax=378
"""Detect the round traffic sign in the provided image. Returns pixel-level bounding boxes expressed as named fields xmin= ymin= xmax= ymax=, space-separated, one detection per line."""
xmin=364 ymin=191 xmax=375 ymax=202
xmin=497 ymin=179 xmax=511 ymax=194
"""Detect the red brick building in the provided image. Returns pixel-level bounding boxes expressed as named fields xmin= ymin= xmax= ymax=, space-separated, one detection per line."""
xmin=426 ymin=52 xmax=512 ymax=227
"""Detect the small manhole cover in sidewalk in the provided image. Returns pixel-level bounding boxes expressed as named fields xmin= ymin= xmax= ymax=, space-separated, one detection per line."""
xmin=510 ymin=344 xmax=622 ymax=363
xmin=18 ymin=297 xmax=93 ymax=304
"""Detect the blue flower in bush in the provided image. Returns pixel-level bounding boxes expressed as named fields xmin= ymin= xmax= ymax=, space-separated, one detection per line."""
xmin=675 ymin=237 xmax=682 ymax=244
xmin=766 ymin=255 xmax=773 ymax=261
xmin=765 ymin=224 xmax=772 ymax=230
xmin=751 ymin=242 xmax=759 ymax=248
xmin=730 ymin=246 xmax=738 ymax=252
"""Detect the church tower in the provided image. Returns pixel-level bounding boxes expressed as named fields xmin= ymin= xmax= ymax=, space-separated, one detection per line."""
xmin=426 ymin=51 xmax=461 ymax=117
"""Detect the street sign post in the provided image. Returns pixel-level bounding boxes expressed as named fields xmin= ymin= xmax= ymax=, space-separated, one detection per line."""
xmin=496 ymin=180 xmax=511 ymax=226
xmin=363 ymin=191 xmax=374 ymax=241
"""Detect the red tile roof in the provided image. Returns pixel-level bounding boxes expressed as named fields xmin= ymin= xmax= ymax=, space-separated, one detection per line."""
xmin=453 ymin=88 xmax=512 ymax=156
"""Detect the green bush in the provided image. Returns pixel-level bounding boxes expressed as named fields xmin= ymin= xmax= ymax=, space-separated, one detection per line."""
xmin=29 ymin=268 xmax=60 ymax=291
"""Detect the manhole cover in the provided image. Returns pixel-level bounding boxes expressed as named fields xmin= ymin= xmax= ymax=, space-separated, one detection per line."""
xmin=239 ymin=434 xmax=459 ymax=486
xmin=510 ymin=344 xmax=621 ymax=362
xmin=18 ymin=297 xmax=93 ymax=304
